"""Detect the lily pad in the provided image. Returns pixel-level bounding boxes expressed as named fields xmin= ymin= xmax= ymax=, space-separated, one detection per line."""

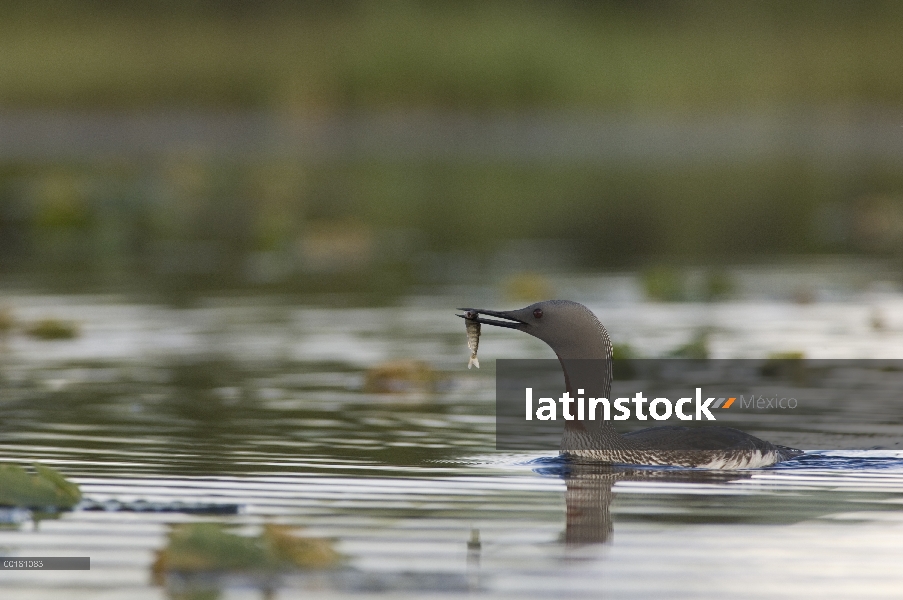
xmin=152 ymin=522 xmax=342 ymax=581
xmin=25 ymin=319 xmax=79 ymax=340
xmin=0 ymin=464 xmax=82 ymax=509
xmin=263 ymin=524 xmax=343 ymax=569
xmin=363 ymin=360 xmax=438 ymax=393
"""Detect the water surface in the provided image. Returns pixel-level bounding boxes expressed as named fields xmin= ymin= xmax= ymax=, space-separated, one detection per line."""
xmin=2 ymin=275 xmax=903 ymax=598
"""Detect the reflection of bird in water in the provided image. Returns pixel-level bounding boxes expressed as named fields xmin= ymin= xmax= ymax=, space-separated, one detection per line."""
xmin=560 ymin=462 xmax=616 ymax=545
xmin=459 ymin=300 xmax=802 ymax=468
xmin=539 ymin=460 xmax=753 ymax=546
xmin=466 ymin=528 xmax=481 ymax=591
xmin=871 ymin=308 xmax=887 ymax=331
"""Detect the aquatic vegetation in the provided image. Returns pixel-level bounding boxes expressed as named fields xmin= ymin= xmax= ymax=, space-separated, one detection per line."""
xmin=0 ymin=307 xmax=13 ymax=335
xmin=263 ymin=524 xmax=343 ymax=570
xmin=642 ymin=268 xmax=735 ymax=303
xmin=767 ymin=351 xmax=806 ymax=360
xmin=641 ymin=267 xmax=685 ymax=302
xmin=611 ymin=343 xmax=637 ymax=360
xmin=668 ymin=330 xmax=710 ymax=359
xmin=24 ymin=319 xmax=79 ymax=340
xmin=762 ymin=351 xmax=808 ymax=383
xmin=363 ymin=360 xmax=439 ymax=394
xmin=152 ymin=522 xmax=342 ymax=582
xmin=0 ymin=464 xmax=82 ymax=509
xmin=612 ymin=344 xmax=638 ymax=379
xmin=503 ymin=273 xmax=553 ymax=303
xmin=702 ymin=270 xmax=735 ymax=301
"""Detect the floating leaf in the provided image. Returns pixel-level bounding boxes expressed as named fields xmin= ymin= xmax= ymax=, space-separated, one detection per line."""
xmin=263 ymin=524 xmax=342 ymax=569
xmin=25 ymin=319 xmax=79 ymax=340
xmin=153 ymin=523 xmax=269 ymax=577
xmin=0 ymin=464 xmax=81 ymax=509
xmin=364 ymin=360 xmax=437 ymax=394
xmin=152 ymin=522 xmax=343 ymax=582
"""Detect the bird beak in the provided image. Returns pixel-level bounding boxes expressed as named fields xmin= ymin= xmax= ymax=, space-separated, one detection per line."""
xmin=456 ymin=308 xmax=526 ymax=330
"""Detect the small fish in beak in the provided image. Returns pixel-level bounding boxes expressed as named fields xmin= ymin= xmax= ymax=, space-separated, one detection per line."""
xmin=457 ymin=306 xmax=528 ymax=369
xmin=464 ymin=310 xmax=481 ymax=369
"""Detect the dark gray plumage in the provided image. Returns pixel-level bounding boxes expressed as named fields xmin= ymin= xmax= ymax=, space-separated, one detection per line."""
xmin=458 ymin=300 xmax=802 ymax=468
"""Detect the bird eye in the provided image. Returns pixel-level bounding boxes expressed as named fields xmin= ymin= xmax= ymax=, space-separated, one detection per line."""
xmin=533 ymin=308 xmax=543 ymax=319
xmin=465 ymin=310 xmax=476 ymax=319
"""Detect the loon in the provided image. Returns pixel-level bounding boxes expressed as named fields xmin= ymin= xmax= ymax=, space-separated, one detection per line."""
xmin=458 ymin=300 xmax=802 ymax=469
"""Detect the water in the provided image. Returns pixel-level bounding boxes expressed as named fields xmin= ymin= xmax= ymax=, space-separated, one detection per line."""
xmin=2 ymin=270 xmax=903 ymax=598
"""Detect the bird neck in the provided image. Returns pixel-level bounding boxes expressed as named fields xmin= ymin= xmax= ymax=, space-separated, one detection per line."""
xmin=548 ymin=315 xmax=630 ymax=449
xmin=556 ymin=355 xmax=626 ymax=446
xmin=548 ymin=313 xmax=613 ymax=362
xmin=557 ymin=356 xmax=610 ymax=398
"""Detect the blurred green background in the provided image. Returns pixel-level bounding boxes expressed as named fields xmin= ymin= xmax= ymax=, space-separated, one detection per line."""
xmin=1 ymin=0 xmax=902 ymax=296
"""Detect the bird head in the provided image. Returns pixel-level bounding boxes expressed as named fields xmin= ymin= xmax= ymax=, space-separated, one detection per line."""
xmin=457 ymin=300 xmax=612 ymax=360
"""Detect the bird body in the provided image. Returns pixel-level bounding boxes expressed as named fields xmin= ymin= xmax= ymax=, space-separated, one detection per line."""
xmin=458 ymin=300 xmax=802 ymax=469
xmin=563 ymin=424 xmax=801 ymax=468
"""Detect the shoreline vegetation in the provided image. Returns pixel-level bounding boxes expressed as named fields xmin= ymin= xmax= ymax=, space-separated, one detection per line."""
xmin=1 ymin=1 xmax=902 ymax=292
xmin=1 ymin=2 xmax=902 ymax=112
xmin=1 ymin=155 xmax=900 ymax=292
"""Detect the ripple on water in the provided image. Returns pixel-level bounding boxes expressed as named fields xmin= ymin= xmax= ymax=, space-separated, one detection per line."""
xmin=1 ymin=293 xmax=903 ymax=598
